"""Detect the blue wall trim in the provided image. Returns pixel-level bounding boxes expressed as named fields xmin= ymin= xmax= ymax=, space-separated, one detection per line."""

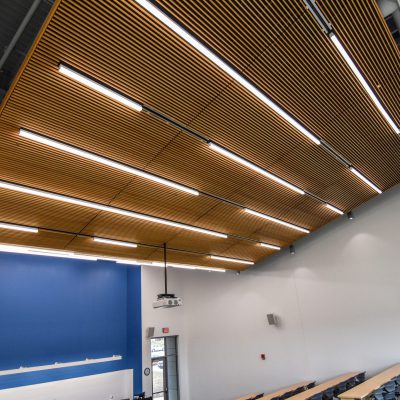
xmin=0 ymin=253 xmax=142 ymax=390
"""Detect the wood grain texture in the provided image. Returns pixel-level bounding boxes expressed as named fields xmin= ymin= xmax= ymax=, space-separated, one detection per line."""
xmin=0 ymin=0 xmax=398 ymax=269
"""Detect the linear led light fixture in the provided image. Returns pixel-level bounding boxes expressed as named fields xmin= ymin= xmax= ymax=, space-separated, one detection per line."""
xmin=19 ymin=129 xmax=199 ymax=196
xmin=93 ymin=237 xmax=138 ymax=248
xmin=134 ymin=0 xmax=321 ymax=145
xmin=349 ymin=167 xmax=382 ymax=194
xmin=20 ymin=129 xmax=315 ymax=230
xmin=244 ymin=208 xmax=309 ymax=233
xmin=59 ymin=63 xmax=143 ymax=112
xmin=304 ymin=0 xmax=399 ymax=135
xmin=210 ymin=255 xmax=254 ymax=265
xmin=0 ymin=244 xmax=97 ymax=261
xmin=325 ymin=203 xmax=343 ymax=215
xmin=0 ymin=355 xmax=122 ymax=376
xmin=330 ymin=34 xmax=399 ymax=135
xmin=0 ymin=180 xmax=227 ymax=238
xmin=0 ymin=222 xmax=38 ymax=233
xmin=209 ymin=142 xmax=305 ymax=195
xmin=116 ymin=259 xmax=225 ymax=272
xmin=260 ymin=243 xmax=281 ymax=251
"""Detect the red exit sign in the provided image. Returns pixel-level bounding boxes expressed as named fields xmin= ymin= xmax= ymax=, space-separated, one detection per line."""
xmin=162 ymin=327 xmax=169 ymax=334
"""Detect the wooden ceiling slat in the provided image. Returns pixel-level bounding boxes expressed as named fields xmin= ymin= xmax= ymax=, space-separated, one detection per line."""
xmin=0 ymin=0 xmax=398 ymax=269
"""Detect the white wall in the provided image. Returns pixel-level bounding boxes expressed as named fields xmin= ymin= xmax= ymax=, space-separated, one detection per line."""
xmin=0 ymin=369 xmax=133 ymax=400
xmin=141 ymin=186 xmax=400 ymax=400
xmin=141 ymin=268 xmax=190 ymax=399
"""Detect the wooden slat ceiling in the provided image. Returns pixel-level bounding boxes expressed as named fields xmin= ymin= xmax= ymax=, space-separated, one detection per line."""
xmin=0 ymin=0 xmax=398 ymax=271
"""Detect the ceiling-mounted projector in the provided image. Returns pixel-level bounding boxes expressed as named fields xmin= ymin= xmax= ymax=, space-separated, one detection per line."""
xmin=153 ymin=293 xmax=183 ymax=309
xmin=153 ymin=244 xmax=183 ymax=309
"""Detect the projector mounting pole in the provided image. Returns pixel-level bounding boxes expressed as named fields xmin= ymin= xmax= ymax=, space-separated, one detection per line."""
xmin=164 ymin=242 xmax=168 ymax=295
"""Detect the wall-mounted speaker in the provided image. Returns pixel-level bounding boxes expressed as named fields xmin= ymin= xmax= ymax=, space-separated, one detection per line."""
xmin=267 ymin=314 xmax=277 ymax=326
xmin=146 ymin=327 xmax=155 ymax=338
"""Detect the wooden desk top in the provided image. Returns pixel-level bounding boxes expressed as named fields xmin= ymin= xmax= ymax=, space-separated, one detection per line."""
xmin=237 ymin=394 xmax=256 ymax=400
xmin=339 ymin=364 xmax=400 ymax=400
xmin=286 ymin=372 xmax=362 ymax=400
xmin=260 ymin=381 xmax=316 ymax=400
xmin=237 ymin=381 xmax=315 ymax=400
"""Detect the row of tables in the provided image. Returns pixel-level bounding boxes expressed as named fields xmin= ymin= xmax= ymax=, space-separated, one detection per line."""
xmin=237 ymin=364 xmax=400 ymax=400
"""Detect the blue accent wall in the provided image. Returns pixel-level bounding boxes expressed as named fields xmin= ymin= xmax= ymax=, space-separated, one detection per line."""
xmin=0 ymin=253 xmax=142 ymax=391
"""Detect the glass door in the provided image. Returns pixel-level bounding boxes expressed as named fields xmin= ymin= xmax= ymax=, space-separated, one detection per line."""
xmin=152 ymin=357 xmax=167 ymax=399
xmin=151 ymin=337 xmax=180 ymax=400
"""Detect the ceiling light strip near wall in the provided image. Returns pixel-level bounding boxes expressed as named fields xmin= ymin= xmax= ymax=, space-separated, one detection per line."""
xmin=0 ymin=221 xmax=269 ymax=267
xmin=330 ymin=34 xmax=399 ymax=135
xmin=260 ymin=243 xmax=281 ymax=250
xmin=244 ymin=209 xmax=309 ymax=233
xmin=134 ymin=0 xmax=321 ymax=145
xmin=210 ymin=255 xmax=254 ymax=265
xmin=0 ymin=244 xmax=97 ymax=261
xmin=349 ymin=167 xmax=382 ymax=194
xmin=119 ymin=260 xmax=226 ymax=272
xmin=0 ymin=242 xmax=226 ymax=272
xmin=0 ymin=222 xmax=38 ymax=233
xmin=304 ymin=0 xmax=399 ymax=135
xmin=0 ymin=180 xmax=227 ymax=238
xmin=325 ymin=203 xmax=344 ymax=215
xmin=19 ymin=129 xmax=198 ymax=196
xmin=20 ymin=129 xmax=311 ymax=234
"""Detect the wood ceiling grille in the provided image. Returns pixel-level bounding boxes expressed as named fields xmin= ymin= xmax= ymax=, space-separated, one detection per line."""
xmin=0 ymin=0 xmax=398 ymax=270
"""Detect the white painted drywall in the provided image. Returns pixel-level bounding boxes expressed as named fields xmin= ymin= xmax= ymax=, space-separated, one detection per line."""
xmin=141 ymin=186 xmax=400 ymax=400
xmin=0 ymin=369 xmax=133 ymax=400
xmin=141 ymin=267 xmax=189 ymax=399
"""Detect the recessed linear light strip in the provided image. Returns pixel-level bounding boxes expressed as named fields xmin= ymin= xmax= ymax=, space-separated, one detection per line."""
xmin=0 ymin=244 xmax=97 ymax=261
xmin=20 ymin=129 xmax=311 ymax=232
xmin=349 ymin=167 xmax=382 ymax=194
xmin=210 ymin=255 xmax=254 ymax=265
xmin=19 ymin=129 xmax=198 ymax=196
xmin=134 ymin=0 xmax=321 ymax=145
xmin=59 ymin=64 xmax=143 ymax=112
xmin=244 ymin=209 xmax=310 ymax=233
xmin=0 ymin=222 xmax=38 ymax=233
xmin=208 ymin=143 xmax=305 ymax=195
xmin=330 ymin=34 xmax=399 ymax=135
xmin=0 ymin=180 xmax=226 ymax=238
xmin=57 ymin=64 xmax=311 ymax=198
xmin=0 ymin=243 xmax=225 ymax=272
xmin=93 ymin=237 xmax=137 ymax=248
xmin=0 ymin=181 xmax=281 ymax=249
xmin=117 ymin=260 xmax=225 ymax=272
xmin=57 ymin=64 xmax=348 ymax=211
xmin=0 ymin=221 xmax=262 ymax=265
xmin=132 ymin=1 xmax=383 ymax=197
xmin=304 ymin=0 xmax=399 ymax=135
xmin=209 ymin=143 xmax=347 ymax=213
